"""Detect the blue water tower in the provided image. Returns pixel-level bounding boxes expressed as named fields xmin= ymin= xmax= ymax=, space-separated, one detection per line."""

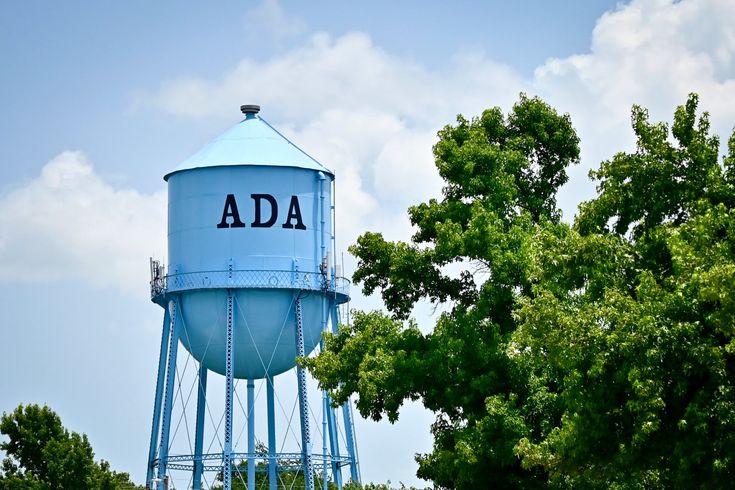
xmin=146 ymin=105 xmax=360 ymax=490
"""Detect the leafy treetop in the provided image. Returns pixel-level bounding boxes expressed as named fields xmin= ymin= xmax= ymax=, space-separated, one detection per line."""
xmin=0 ymin=404 xmax=143 ymax=490
xmin=305 ymin=93 xmax=735 ymax=489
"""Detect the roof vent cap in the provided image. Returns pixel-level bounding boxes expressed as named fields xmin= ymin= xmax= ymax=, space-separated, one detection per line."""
xmin=240 ymin=104 xmax=260 ymax=116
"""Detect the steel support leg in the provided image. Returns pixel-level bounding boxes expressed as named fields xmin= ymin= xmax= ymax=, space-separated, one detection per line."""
xmin=223 ymin=291 xmax=235 ymax=490
xmin=295 ymin=296 xmax=314 ymax=490
xmin=326 ymin=391 xmax=343 ymax=490
xmin=157 ymin=299 xmax=181 ymax=490
xmin=247 ymin=379 xmax=255 ymax=490
xmin=146 ymin=308 xmax=171 ymax=488
xmin=331 ymin=304 xmax=360 ymax=484
xmin=325 ymin=300 xmax=343 ymax=490
xmin=321 ymin=296 xmax=329 ymax=490
xmin=267 ymin=376 xmax=277 ymax=490
xmin=192 ymin=365 xmax=208 ymax=489
xmin=322 ymin=388 xmax=329 ymax=490
xmin=342 ymin=401 xmax=360 ymax=484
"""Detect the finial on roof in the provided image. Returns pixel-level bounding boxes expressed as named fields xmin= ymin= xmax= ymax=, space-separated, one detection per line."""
xmin=240 ymin=104 xmax=260 ymax=115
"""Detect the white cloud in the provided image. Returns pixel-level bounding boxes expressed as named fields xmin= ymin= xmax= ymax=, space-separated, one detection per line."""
xmin=244 ymin=0 xmax=306 ymax=41
xmin=146 ymin=0 xmax=735 ymax=237
xmin=0 ymin=152 xmax=166 ymax=296
xmin=10 ymin=0 xmax=735 ymax=300
xmin=536 ymin=0 xmax=735 ymax=126
xmin=149 ymin=32 xmax=524 ymax=127
xmin=146 ymin=31 xmax=524 ymax=254
xmin=373 ymin=130 xmax=440 ymax=201
xmin=532 ymin=0 xmax=735 ymax=218
xmin=281 ymin=109 xmax=444 ymax=246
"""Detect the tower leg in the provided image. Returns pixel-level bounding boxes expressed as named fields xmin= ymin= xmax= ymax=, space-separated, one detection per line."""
xmin=322 ymin=389 xmax=328 ymax=490
xmin=247 ymin=379 xmax=255 ymax=490
xmin=192 ymin=365 xmax=208 ymax=489
xmin=342 ymin=400 xmax=360 ymax=484
xmin=321 ymin=296 xmax=329 ymax=490
xmin=157 ymin=298 xmax=182 ymax=490
xmin=331 ymin=304 xmax=360 ymax=484
xmin=295 ymin=295 xmax=314 ymax=490
xmin=223 ymin=291 xmax=235 ymax=490
xmin=325 ymin=300 xmax=343 ymax=490
xmin=325 ymin=391 xmax=343 ymax=490
xmin=267 ymin=376 xmax=277 ymax=490
xmin=146 ymin=308 xmax=171 ymax=489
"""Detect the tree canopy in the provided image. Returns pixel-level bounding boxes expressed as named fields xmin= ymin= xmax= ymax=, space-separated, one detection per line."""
xmin=0 ymin=404 xmax=142 ymax=490
xmin=304 ymin=94 xmax=735 ymax=488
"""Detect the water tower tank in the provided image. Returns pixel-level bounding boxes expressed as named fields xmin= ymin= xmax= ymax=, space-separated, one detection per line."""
xmin=147 ymin=105 xmax=359 ymax=490
xmin=156 ymin=105 xmax=348 ymax=379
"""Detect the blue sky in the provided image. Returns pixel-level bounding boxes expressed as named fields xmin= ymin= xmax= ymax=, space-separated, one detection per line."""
xmin=1 ymin=0 xmax=734 ymax=487
xmin=0 ymin=0 xmax=617 ymax=192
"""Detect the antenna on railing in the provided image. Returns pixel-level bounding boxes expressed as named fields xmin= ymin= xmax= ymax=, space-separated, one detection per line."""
xmin=150 ymin=257 xmax=166 ymax=296
xmin=150 ymin=258 xmax=165 ymax=282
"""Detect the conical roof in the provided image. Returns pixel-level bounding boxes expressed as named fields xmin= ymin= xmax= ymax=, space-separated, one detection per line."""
xmin=164 ymin=109 xmax=332 ymax=181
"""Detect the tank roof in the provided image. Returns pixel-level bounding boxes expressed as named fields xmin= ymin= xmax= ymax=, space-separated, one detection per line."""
xmin=164 ymin=110 xmax=333 ymax=181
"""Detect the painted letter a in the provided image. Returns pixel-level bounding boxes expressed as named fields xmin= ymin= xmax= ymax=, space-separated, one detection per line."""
xmin=217 ymin=194 xmax=246 ymax=228
xmin=282 ymin=196 xmax=306 ymax=230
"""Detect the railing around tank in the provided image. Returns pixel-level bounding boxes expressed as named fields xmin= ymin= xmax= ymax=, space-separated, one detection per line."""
xmin=152 ymin=452 xmax=354 ymax=472
xmin=150 ymin=269 xmax=350 ymax=300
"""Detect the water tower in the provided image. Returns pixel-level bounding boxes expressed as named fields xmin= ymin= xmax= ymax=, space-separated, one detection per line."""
xmin=145 ymin=105 xmax=360 ymax=490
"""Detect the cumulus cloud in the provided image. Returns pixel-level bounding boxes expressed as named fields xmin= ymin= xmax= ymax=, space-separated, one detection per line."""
xmin=533 ymin=0 xmax=735 ymax=215
xmin=145 ymin=30 xmax=523 ymax=252
xmin=281 ymin=109 xmax=444 ymax=245
xmin=0 ymin=151 xmax=166 ymax=295
xmin=7 ymin=0 xmax=735 ymax=295
xmin=146 ymin=0 xmax=735 ymax=237
xmin=244 ymin=0 xmax=306 ymax=41
xmin=149 ymin=31 xmax=524 ymax=132
xmin=537 ymin=0 xmax=735 ymax=116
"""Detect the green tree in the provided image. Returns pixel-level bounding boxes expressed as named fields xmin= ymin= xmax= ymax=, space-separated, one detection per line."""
xmin=513 ymin=94 xmax=735 ymax=488
xmin=305 ymin=94 xmax=735 ymax=488
xmin=305 ymin=94 xmax=580 ymax=488
xmin=0 ymin=404 xmax=142 ymax=490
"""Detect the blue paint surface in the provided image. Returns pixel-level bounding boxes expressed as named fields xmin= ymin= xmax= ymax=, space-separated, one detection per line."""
xmin=165 ymin=114 xmax=333 ymax=180
xmin=162 ymin=114 xmax=343 ymax=379
xmin=168 ymin=165 xmax=327 ymax=273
